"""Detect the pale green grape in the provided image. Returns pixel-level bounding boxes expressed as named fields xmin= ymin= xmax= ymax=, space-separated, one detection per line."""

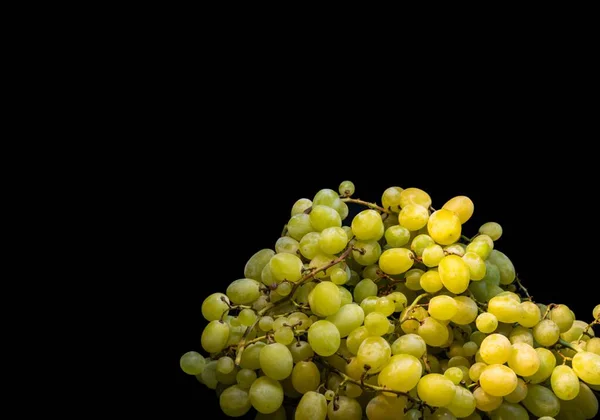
xmin=518 ymin=301 xmax=541 ymax=328
xmin=462 ymin=251 xmax=486 ymax=280
xmin=351 ymin=209 xmax=384 ymax=241
xmin=259 ymin=343 xmax=293 ymax=380
xmin=385 ymin=225 xmax=411 ymax=247
xmin=244 ymin=249 xmax=276 ymax=281
xmin=382 ymin=186 xmax=404 ymax=212
xmin=524 ymin=347 xmax=556 ymax=384
xmin=308 ymin=320 xmax=340 ymax=356
xmin=288 ymin=340 xmax=314 ymax=362
xmin=378 ymin=353 xmax=422 ymax=393
xmin=275 ymin=237 xmax=299 ymax=255
xmin=509 ymin=325 xmax=534 ymax=346
xmin=360 ymin=296 xmax=378 ymax=315
xmin=287 ymin=213 xmax=315 ymax=241
xmin=479 ymin=222 xmax=502 ymax=240
xmin=508 ymin=342 xmax=540 ymax=376
xmin=347 ymin=269 xmax=360 ymax=286
xmin=468 ymin=280 xmax=488 ymax=303
xmin=308 ymin=252 xmax=340 ymax=279
xmin=201 ymin=320 xmax=230 ymax=353
xmin=274 ymin=327 xmax=294 ymax=345
xmin=201 ymin=293 xmax=230 ymax=321
xmin=418 ymin=317 xmax=449 ymax=347
xmin=319 ymin=227 xmax=348 ymax=254
xmin=364 ymin=311 xmax=389 ymax=336
xmin=465 ymin=239 xmax=492 ymax=260
xmin=473 ymin=386 xmax=502 ymax=411
xmin=444 ymin=366 xmax=463 ymax=384
xmin=427 ymin=209 xmax=461 ymax=245
xmin=217 ymin=356 xmax=235 ymax=374
xmin=480 ymin=333 xmax=511 ymax=364
xmin=476 ymin=312 xmax=498 ymax=333
xmin=550 ymin=304 xmax=575 ymax=333
xmin=417 ymin=373 xmax=456 ymax=407
xmin=180 ymin=351 xmax=206 ymax=375
xmin=299 ymin=232 xmax=321 ymax=260
xmin=420 ymin=269 xmax=443 ymax=293
xmin=422 ymin=244 xmax=444 ymax=267
xmin=405 ymin=268 xmax=424 ymax=291
xmin=482 ymin=260 xmax=500 ymax=286
xmin=362 ymin=264 xmax=380 ymax=281
xmin=442 ymin=196 xmax=474 ymax=224
xmin=332 ymin=198 xmax=349 ymax=220
xmin=522 ymin=384 xmax=560 ymax=417
xmin=487 ymin=294 xmax=522 ymax=323
xmin=503 ymin=378 xmax=528 ymax=403
xmin=587 ymin=337 xmax=600 ymax=355
xmin=309 ymin=281 xmax=341 ymax=316
xmin=463 ymin=341 xmax=479 ymax=357
xmin=387 ymin=291 xmax=407 ymax=312
xmin=240 ymin=342 xmax=266 ymax=370
xmin=490 ymin=401 xmax=529 ymax=420
xmin=219 ymin=384 xmax=252 ymax=417
xmin=327 ymin=395 xmax=362 ymax=420
xmin=249 ymin=376 xmax=284 ymax=414
xmin=372 ymin=297 xmax=394 ymax=316
xmin=310 ymin=205 xmax=342 ymax=232
xmin=391 ymin=333 xmax=426 ymax=357
xmin=366 ymin=394 xmax=407 ymax=420
xmin=479 ymin=364 xmax=518 ymax=396
xmin=313 ymin=188 xmax=339 ymax=207
xmin=291 ymin=198 xmax=312 ymax=216
xmin=258 ymin=316 xmax=274 ymax=331
xmin=399 ymin=187 xmax=431 ymax=209
xmin=338 ymin=285 xmax=352 ymax=306
xmin=200 ymin=360 xmax=218 ymax=389
xmin=295 ymin=391 xmax=327 ymax=420
xmin=326 ymin=303 xmax=365 ymax=337
xmin=469 ymin=362 xmax=487 ymax=382
xmin=272 ymin=317 xmax=288 ymax=331
xmin=339 ymin=180 xmax=355 ymax=196
xmin=551 ymin=364 xmax=580 ymax=400
xmin=288 ymin=312 xmax=311 ymax=330
xmin=353 ymin=278 xmax=377 ymax=303
xmin=486 ymin=249 xmax=515 ymax=285
xmin=410 ymin=234 xmax=435 ymax=256
xmin=594 ymin=304 xmax=600 ymax=320
xmin=451 ymin=296 xmax=478 ymax=325
xmin=470 ymin=331 xmax=487 ymax=347
xmin=438 ymin=255 xmax=470 ymax=293
xmin=404 ymin=408 xmax=422 ymax=420
xmin=562 ymin=320 xmax=596 ymax=342
xmin=572 ymin=351 xmax=600 ymax=385
xmin=269 ymin=253 xmax=303 ymax=283
xmin=239 ymin=308 xmax=257 ymax=326
xmin=261 ymin=263 xmax=276 ymax=287
xmin=447 ymin=385 xmax=476 ymax=418
xmin=378 ymin=247 xmax=414 ymax=274
xmin=399 ymin=204 xmax=429 ymax=231
xmin=275 ymin=281 xmax=292 ymax=296
xmin=429 ymin=295 xmax=459 ymax=321
xmin=356 ymin=336 xmax=391 ymax=373
xmin=444 ymin=243 xmax=466 ymax=257
xmin=346 ymin=326 xmax=370 ymax=355
xmin=351 ymin=240 xmax=382 ymax=266
xmin=534 ymin=319 xmax=561 ymax=346
xmin=236 ymin=368 xmax=257 ymax=389
xmin=330 ymin=266 xmax=348 ymax=285
xmin=291 ymin=360 xmax=320 ymax=394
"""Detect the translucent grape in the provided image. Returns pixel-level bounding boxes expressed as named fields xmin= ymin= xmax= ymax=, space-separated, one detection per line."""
xmin=351 ymin=210 xmax=384 ymax=241
xmin=422 ymin=244 xmax=444 ymax=267
xmin=287 ymin=213 xmax=315 ymax=241
xmin=518 ymin=301 xmax=541 ymax=328
xmin=259 ymin=343 xmax=293 ymax=380
xmin=562 ymin=320 xmax=596 ymax=342
xmin=313 ymin=188 xmax=340 ymax=208
xmin=463 ymin=341 xmax=478 ymax=357
xmin=378 ymin=354 xmax=422 ymax=393
xmin=288 ymin=340 xmax=314 ymax=363
xmin=550 ymin=304 xmax=575 ymax=332
xmin=360 ymin=296 xmax=378 ymax=315
xmin=374 ymin=296 xmax=395 ymax=316
xmin=427 ymin=209 xmax=461 ymax=245
xmin=330 ymin=266 xmax=348 ymax=285
xmin=378 ymin=248 xmax=414 ymax=275
xmin=479 ymin=364 xmax=518 ymax=396
xmin=249 ymin=376 xmax=284 ymax=414
xmin=385 ymin=225 xmax=411 ymax=247
xmin=533 ymin=319 xmax=561 ymax=346
xmin=469 ymin=362 xmax=487 ymax=382
xmin=399 ymin=187 xmax=432 ymax=209
xmin=420 ymin=269 xmax=443 ymax=293
xmin=244 ymin=249 xmax=276 ymax=282
xmin=259 ymin=316 xmax=274 ymax=332
xmin=417 ymin=373 xmax=456 ymax=407
xmin=487 ymin=294 xmax=522 ymax=324
xmin=429 ymin=295 xmax=459 ymax=321
xmin=450 ymin=296 xmax=478 ymax=325
xmin=442 ymin=196 xmax=474 ymax=224
xmin=404 ymin=268 xmax=423 ymax=291
xmin=438 ymin=255 xmax=470 ymax=294
xmin=410 ymin=234 xmax=435 ymax=257
xmin=291 ymin=198 xmax=312 ymax=216
xmin=326 ymin=303 xmax=365 ymax=337
xmin=572 ymin=351 xmax=600 ymax=385
xmin=356 ymin=336 xmax=391 ymax=373
xmin=480 ymin=333 xmax=511 ymax=364
xmin=239 ymin=342 xmax=265 ymax=370
xmin=327 ymin=395 xmax=362 ymax=420
xmin=382 ymin=186 xmax=404 ymax=212
xmin=291 ymin=360 xmax=320 ymax=394
xmin=219 ymin=384 xmax=251 ymax=417
xmin=523 ymin=347 xmax=556 ymax=384
xmin=298 ymin=231 xmax=321 ymax=260
xmin=200 ymin=360 xmax=218 ymax=389
xmin=351 ymin=240 xmax=382 ymax=266
xmin=490 ymin=401 xmax=529 ymax=420
xmin=308 ymin=320 xmax=340 ymax=357
xmin=272 ymin=316 xmax=288 ymax=331
xmin=353 ymin=278 xmax=377 ymax=303
xmin=235 ymin=369 xmax=258 ymax=392
xmin=522 ymin=384 xmax=561 ymax=418
xmin=465 ymin=239 xmax=492 ymax=260
xmin=473 ymin=386 xmax=503 ymax=411
xmin=399 ymin=203 xmax=429 ymax=231
xmin=319 ymin=227 xmax=348 ymax=254
xmin=201 ymin=320 xmax=230 ymax=353
xmin=275 ymin=237 xmax=299 ymax=256
xmin=295 ymin=391 xmax=327 ymax=420
xmin=508 ymin=342 xmax=540 ymax=376
xmin=339 ymin=180 xmax=355 ymax=196
xmin=309 ymin=281 xmax=341 ymax=317
xmin=418 ymin=317 xmax=449 ymax=347
xmin=444 ymin=366 xmax=463 ymax=384
xmin=364 ymin=311 xmax=389 ymax=336
xmin=180 ymin=351 xmax=206 ymax=375
xmin=445 ymin=243 xmax=466 ymax=257
xmin=476 ymin=312 xmax=498 ymax=333
xmin=462 ymin=251 xmax=486 ymax=281
xmin=202 ymin=293 xmax=230 ymax=321
xmin=269 ymin=253 xmax=303 ymax=283
xmin=478 ymin=222 xmax=502 ymax=240
xmin=275 ymin=281 xmax=292 ymax=296
xmin=310 ymin=205 xmax=342 ymax=232
xmin=447 ymin=385 xmax=476 ymax=418
xmin=217 ymin=356 xmax=235 ymax=374
xmin=551 ymin=364 xmax=580 ymax=400
xmin=587 ymin=337 xmax=600 ymax=355
xmin=486 ymin=250 xmax=515 ymax=285
xmin=391 ymin=333 xmax=426 ymax=357
xmin=338 ymin=285 xmax=352 ymax=306
xmin=274 ymin=326 xmax=294 ymax=345
xmin=509 ymin=325 xmax=534 ymax=346
xmin=238 ymin=308 xmax=257 ymax=326
xmin=503 ymin=378 xmax=528 ymax=403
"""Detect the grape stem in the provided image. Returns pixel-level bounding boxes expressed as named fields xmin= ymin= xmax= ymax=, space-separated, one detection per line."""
xmin=577 ymin=319 xmax=599 ymax=342
xmin=514 ymin=276 xmax=532 ymax=301
xmin=340 ymin=197 xmax=391 ymax=214
xmin=400 ymin=293 xmax=429 ymax=323
xmin=543 ymin=304 xmax=556 ymax=320
xmin=558 ymin=338 xmax=582 ymax=353
xmin=460 ymin=235 xmax=472 ymax=243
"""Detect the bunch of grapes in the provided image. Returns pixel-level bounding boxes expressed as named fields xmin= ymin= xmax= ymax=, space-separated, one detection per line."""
xmin=180 ymin=181 xmax=600 ymax=419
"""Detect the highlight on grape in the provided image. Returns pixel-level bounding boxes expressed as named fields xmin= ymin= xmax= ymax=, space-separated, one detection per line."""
xmin=180 ymin=181 xmax=600 ymax=419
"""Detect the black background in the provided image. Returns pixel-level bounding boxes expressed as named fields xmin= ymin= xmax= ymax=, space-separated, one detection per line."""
xmin=165 ymin=152 xmax=598 ymax=419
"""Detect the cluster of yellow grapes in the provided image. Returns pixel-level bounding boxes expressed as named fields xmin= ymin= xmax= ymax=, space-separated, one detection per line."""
xmin=181 ymin=181 xmax=600 ymax=420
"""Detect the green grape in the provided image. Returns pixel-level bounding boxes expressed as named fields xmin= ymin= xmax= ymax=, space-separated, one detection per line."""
xmin=366 ymin=394 xmax=407 ymax=420
xmin=240 ymin=342 xmax=266 ymax=370
xmin=319 ymin=227 xmax=348 ymax=254
xmin=249 ymin=376 xmax=284 ymax=414
xmin=420 ymin=269 xmax=443 ymax=293
xmin=417 ymin=373 xmax=456 ymax=407
xmin=447 ymin=385 xmax=476 ymax=418
xmin=219 ymin=384 xmax=251 ymax=417
xmin=486 ymin=250 xmax=515 ymax=285
xmin=411 ymin=234 xmax=435 ymax=256
xmin=272 ymin=317 xmax=288 ymax=331
xmin=378 ymin=247 xmax=414 ymax=274
xmin=399 ymin=187 xmax=432 ymax=209
xmin=442 ymin=196 xmax=474 ymax=224
xmin=288 ymin=312 xmax=311 ymax=330
xmin=503 ymin=377 xmax=528 ymax=403
xmin=299 ymin=232 xmax=321 ymax=260
xmin=364 ymin=312 xmax=389 ymax=336
xmin=200 ymin=360 xmax=218 ymax=389
xmin=587 ymin=337 xmax=600 ymax=355
xmin=476 ymin=312 xmax=498 ymax=333
xmin=258 ymin=316 xmax=273 ymax=331
xmin=338 ymin=285 xmax=352 ymax=306
xmin=534 ymin=319 xmax=561 ymax=346
xmin=399 ymin=306 xmax=428 ymax=335
xmin=518 ymin=301 xmax=541 ymax=328
xmin=313 ymin=188 xmax=340 ymax=207
xmin=351 ymin=240 xmax=382 ymax=266
xmin=422 ymin=244 xmax=444 ymax=267
xmin=236 ymin=368 xmax=257 ymax=389
xmin=438 ymin=255 xmax=470 ymax=293
xmin=260 ymin=263 xmax=276 ymax=287
xmin=295 ymin=391 xmax=327 ymax=420
xmin=341 ymin=227 xmax=354 ymax=243
xmin=351 ymin=209 xmax=384 ymax=241
xmin=429 ymin=295 xmax=458 ymax=320
xmin=391 ymin=333 xmax=426 ymax=357
xmin=522 ymin=384 xmax=560 ymax=417
xmin=346 ymin=326 xmax=370 ymax=355
xmin=356 ymin=336 xmax=392 ymax=373
xmin=202 ymin=293 xmax=230 ymax=321
xmin=382 ymin=186 xmax=404 ymax=212
xmin=362 ymin=264 xmax=380 ymax=281
xmin=450 ymin=296 xmax=478 ymax=325
xmin=448 ymin=342 xmax=466 ymax=358
xmin=551 ymin=364 xmax=580 ymax=400
xmin=562 ymin=320 xmax=596 ymax=342
xmin=573 ymin=351 xmax=600 ymax=385
xmin=339 ymin=180 xmax=355 ymax=196
xmin=508 ymin=342 xmax=540 ymax=376
xmin=201 ymin=320 xmax=230 ymax=353
xmin=378 ymin=353 xmax=422 ymax=393
xmin=404 ymin=408 xmax=422 ymax=420
xmin=309 ymin=252 xmax=340 ymax=279
xmin=479 ymin=364 xmax=518 ymax=396
xmin=482 ymin=260 xmax=500 ymax=286
xmin=244 ymin=249 xmax=276 ymax=281
xmin=180 ymin=351 xmax=206 ymax=375
xmin=216 ymin=356 xmax=235 ymax=374
xmin=562 ymin=382 xmax=599 ymax=419
xmin=523 ymin=347 xmax=556 ymax=384
xmin=291 ymin=360 xmax=320 ymax=394
xmin=387 ymin=291 xmax=407 ymax=312
xmin=347 ymin=269 xmax=360 ymax=286
xmin=288 ymin=340 xmax=314 ymax=362
xmin=360 ymin=296 xmax=378 ymax=315
xmin=462 ymin=251 xmax=486 ymax=280
xmin=594 ymin=304 xmax=600 ymax=320
xmin=405 ymin=268 xmax=424 ymax=291
xmin=229 ymin=316 xmax=241 ymax=327
xmin=326 ymin=303 xmax=365 ymax=337
xmin=480 ymin=333 xmax=511 ymax=364
xmin=308 ymin=320 xmax=340 ymax=357
xmin=238 ymin=308 xmax=257 ymax=326
xmin=470 ymin=331 xmax=487 ymax=347
xmin=468 ymin=280 xmax=488 ymax=303
xmin=374 ymin=296 xmax=395 ymax=316
xmin=487 ymin=294 xmax=522 ymax=323
xmin=275 ymin=236 xmax=299 ymax=255
xmin=444 ymin=366 xmax=463 ymax=384
xmin=444 ymin=243 xmax=466 ymax=257
xmin=509 ymin=325 xmax=534 ymax=346
xmin=399 ymin=203 xmax=430 ymax=231
xmin=291 ymin=198 xmax=312 ymax=216
xmin=469 ymin=362 xmax=487 ymax=382
xmin=217 ymin=364 xmax=240 ymax=386
xmin=427 ymin=209 xmax=461 ymax=245
xmin=309 ymin=281 xmax=341 ymax=316
xmin=479 ymin=222 xmax=502 ymax=240
xmin=287 ymin=213 xmax=315 ymax=241
xmin=353 ymin=278 xmax=377 ymax=303
xmin=343 ymin=382 xmax=362 ymax=399
xmin=418 ymin=317 xmax=449 ymax=347
xmin=259 ymin=343 xmax=293 ymax=380
xmin=473 ymin=386 xmax=502 ymax=411
xmin=448 ymin=356 xmax=470 ymax=369
xmin=550 ymin=304 xmax=575 ymax=332
xmin=310 ymin=204 xmax=342 ymax=232
xmin=274 ymin=326 xmax=294 ymax=345
xmin=269 ymin=253 xmax=303 ymax=283
xmin=490 ymin=401 xmax=529 ymax=420
xmin=385 ymin=225 xmax=411 ymax=247
xmin=465 ymin=239 xmax=492 ymax=260
xmin=275 ymin=281 xmax=292 ymax=296
xmin=327 ymin=395 xmax=362 ymax=420
xmin=330 ymin=266 xmax=348 ymax=285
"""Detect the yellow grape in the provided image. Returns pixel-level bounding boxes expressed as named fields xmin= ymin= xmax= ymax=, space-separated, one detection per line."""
xmin=378 ymin=354 xmax=423 ymax=393
xmin=469 ymin=362 xmax=487 ymax=382
xmin=524 ymin=347 xmax=556 ymax=384
xmin=422 ymin=244 xmax=445 ymax=267
xmin=480 ymin=334 xmax=512 ymax=365
xmin=418 ymin=317 xmax=449 ymax=347
xmin=295 ymin=391 xmax=327 ymax=420
xmin=587 ymin=337 xmax=600 ymax=355
xmin=351 ymin=209 xmax=384 ymax=241
xmin=507 ymin=342 xmax=540 ymax=376
xmin=420 ymin=269 xmax=443 ymax=293
xmin=533 ymin=319 xmax=561 ymax=346
xmin=549 ymin=304 xmax=575 ymax=333
xmin=417 ymin=373 xmax=456 ymax=407
xmin=446 ymin=385 xmax=476 ymax=418
xmin=364 ymin=312 xmax=389 ymax=336
xmin=473 ymin=386 xmax=503 ymax=411
xmin=487 ymin=294 xmax=522 ymax=324
xmin=399 ymin=187 xmax=432 ymax=209
xmin=427 ymin=209 xmax=462 ymax=245
xmin=476 ymin=312 xmax=498 ymax=333
xmin=551 ymin=364 xmax=580 ymax=400
xmin=429 ymin=295 xmax=458 ymax=321
xmin=438 ymin=255 xmax=470 ymax=294
xmin=450 ymin=296 xmax=478 ymax=325
xmin=462 ymin=251 xmax=486 ymax=280
xmin=442 ymin=195 xmax=474 ymax=224
xmin=375 ymin=296 xmax=396 ymax=316
xmin=504 ymin=378 xmax=528 ymax=403
xmin=366 ymin=394 xmax=407 ymax=420
xmin=381 ymin=186 xmax=404 ymax=212
xmin=378 ymin=248 xmax=414 ymax=275
xmin=518 ymin=301 xmax=541 ymax=328
xmin=309 ymin=281 xmax=341 ymax=317
xmin=399 ymin=203 xmax=430 ymax=231
xmin=572 ymin=351 xmax=600 ymax=385
xmin=308 ymin=320 xmax=341 ymax=357
xmin=479 ymin=364 xmax=518 ymax=396
xmin=356 ymin=336 xmax=391 ymax=373
xmin=444 ymin=366 xmax=464 ymax=384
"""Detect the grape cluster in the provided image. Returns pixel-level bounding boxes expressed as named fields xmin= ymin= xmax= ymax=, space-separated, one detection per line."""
xmin=180 ymin=181 xmax=600 ymax=419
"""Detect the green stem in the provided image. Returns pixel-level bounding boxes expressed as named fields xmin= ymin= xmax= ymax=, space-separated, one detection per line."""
xmin=558 ymin=339 xmax=582 ymax=353
xmin=400 ymin=293 xmax=429 ymax=323
xmin=514 ymin=276 xmax=532 ymax=301
xmin=460 ymin=235 xmax=472 ymax=243
xmin=341 ymin=198 xmax=391 ymax=214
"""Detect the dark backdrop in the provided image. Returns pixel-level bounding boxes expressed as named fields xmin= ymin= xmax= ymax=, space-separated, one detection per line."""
xmin=166 ymin=159 xmax=597 ymax=419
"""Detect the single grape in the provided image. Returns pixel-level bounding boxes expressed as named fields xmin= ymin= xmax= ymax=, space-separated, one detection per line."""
xmin=418 ymin=317 xmax=449 ymax=347
xmin=326 ymin=303 xmax=365 ymax=338
xmin=507 ymin=342 xmax=540 ymax=376
xmin=275 ymin=281 xmax=292 ymax=296
xmin=518 ymin=301 xmax=541 ymax=328
xmin=444 ymin=366 xmax=463 ymax=384
xmin=327 ymin=395 xmax=362 ymax=420
xmin=236 ymin=368 xmax=257 ymax=389
xmin=378 ymin=354 xmax=423 ymax=392
xmin=420 ymin=269 xmax=443 ymax=293
xmin=351 ymin=209 xmax=384 ymax=241
xmin=469 ymin=362 xmax=487 ymax=382
xmin=309 ymin=281 xmax=341 ymax=317
xmin=549 ymin=304 xmax=575 ymax=332
xmin=572 ymin=351 xmax=600 ymax=385
xmin=551 ymin=364 xmax=580 ymax=400
xmin=364 ymin=311 xmax=389 ymax=336
xmin=269 ymin=253 xmax=303 ymax=283
xmin=410 ymin=234 xmax=435 ymax=257
xmin=296 ymin=391 xmax=327 ymax=420
xmin=399 ymin=187 xmax=432 ymax=209
xmin=180 ymin=351 xmax=206 ymax=375
xmin=429 ymin=295 xmax=458 ymax=321
xmin=319 ymin=227 xmax=348 ymax=254
xmin=288 ymin=340 xmax=314 ymax=363
xmin=473 ymin=386 xmax=503 ymax=411
xmin=356 ymin=336 xmax=391 ymax=373
xmin=287 ymin=213 xmax=315 ymax=241
xmin=384 ymin=225 xmax=411 ymax=247
xmin=486 ymin=249 xmax=515 ymax=285
xmin=339 ymin=180 xmax=355 ymax=196
xmin=201 ymin=293 xmax=231 ymax=322
xmin=442 ymin=195 xmax=474 ymax=224
xmin=522 ymin=384 xmax=561 ymax=418
xmin=238 ymin=308 xmax=257 ymax=326
xmin=479 ymin=222 xmax=502 ymax=240
xmin=479 ymin=364 xmax=518 ymax=396
xmin=417 ymin=373 xmax=456 ymax=407
xmin=381 ymin=186 xmax=404 ymax=212
xmin=350 ymin=240 xmax=382 ymax=266
xmin=399 ymin=203 xmax=429 ymax=231
xmin=308 ymin=320 xmax=341 ymax=357
xmin=391 ymin=333 xmax=426 ymax=358
xmin=446 ymin=385 xmax=477 ymax=418
xmin=438 ymin=255 xmax=470 ymax=294
xmin=480 ymin=333 xmax=512 ymax=365
xmin=219 ymin=385 xmax=251 ymax=417
xmin=258 ymin=316 xmax=273 ymax=331
xmin=259 ymin=343 xmax=293 ymax=380
xmin=594 ymin=304 xmax=600 ymax=320
xmin=310 ymin=205 xmax=342 ymax=232
xmin=451 ymin=296 xmax=478 ymax=325
xmin=405 ymin=268 xmax=424 ymax=291
xmin=366 ymin=394 xmax=408 ymax=420
xmin=476 ymin=312 xmax=498 ymax=333
xmin=291 ymin=360 xmax=320 ymax=394
xmin=353 ymin=278 xmax=377 ymax=303
xmin=217 ymin=356 xmax=235 ymax=374
xmin=422 ymin=244 xmax=444 ymax=267
xmin=462 ymin=251 xmax=486 ymax=280
xmin=533 ymin=319 xmax=561 ymax=346
xmin=201 ymin=320 xmax=230 ymax=353
xmin=378 ymin=248 xmax=414 ymax=274
xmin=274 ymin=326 xmax=294 ymax=345
xmin=249 ymin=376 xmax=284 ymax=414
xmin=428 ymin=209 xmax=461 ymax=245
